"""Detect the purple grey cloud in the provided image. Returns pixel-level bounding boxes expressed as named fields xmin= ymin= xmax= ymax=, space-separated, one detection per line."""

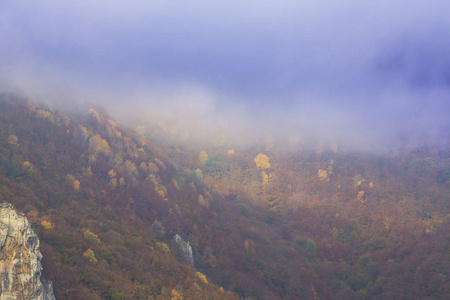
xmin=1 ymin=1 xmax=449 ymax=150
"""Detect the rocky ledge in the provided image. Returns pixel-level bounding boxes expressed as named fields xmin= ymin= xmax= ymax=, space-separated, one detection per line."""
xmin=0 ymin=203 xmax=55 ymax=300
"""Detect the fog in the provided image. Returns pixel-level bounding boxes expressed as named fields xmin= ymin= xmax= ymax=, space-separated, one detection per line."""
xmin=1 ymin=1 xmax=449 ymax=152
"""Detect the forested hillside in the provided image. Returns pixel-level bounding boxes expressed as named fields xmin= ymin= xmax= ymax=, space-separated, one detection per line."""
xmin=0 ymin=94 xmax=448 ymax=299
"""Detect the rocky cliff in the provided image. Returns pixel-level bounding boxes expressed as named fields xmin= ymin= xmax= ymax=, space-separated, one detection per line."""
xmin=0 ymin=203 xmax=55 ymax=300
xmin=174 ymin=234 xmax=194 ymax=266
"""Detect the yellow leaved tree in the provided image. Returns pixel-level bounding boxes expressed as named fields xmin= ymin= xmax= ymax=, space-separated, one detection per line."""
xmin=88 ymin=134 xmax=111 ymax=155
xmin=73 ymin=180 xmax=80 ymax=191
xmin=84 ymin=229 xmax=101 ymax=243
xmin=195 ymin=168 xmax=203 ymax=180
xmin=318 ymin=169 xmax=329 ymax=182
xmin=125 ymin=160 xmax=138 ymax=178
xmin=41 ymin=220 xmax=55 ymax=230
xmin=83 ymin=248 xmax=98 ymax=264
xmin=198 ymin=151 xmax=208 ymax=165
xmin=254 ymin=154 xmax=271 ymax=185
xmin=357 ymin=191 xmax=365 ymax=203
xmin=254 ymin=153 xmax=270 ymax=170
xmin=195 ymin=272 xmax=208 ymax=284
xmin=171 ymin=288 xmax=183 ymax=300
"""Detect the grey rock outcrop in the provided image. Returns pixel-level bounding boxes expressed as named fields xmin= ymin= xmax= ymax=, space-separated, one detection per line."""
xmin=173 ymin=234 xmax=194 ymax=266
xmin=0 ymin=203 xmax=55 ymax=300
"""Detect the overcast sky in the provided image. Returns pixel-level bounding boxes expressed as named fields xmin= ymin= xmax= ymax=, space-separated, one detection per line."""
xmin=1 ymin=1 xmax=449 ymax=151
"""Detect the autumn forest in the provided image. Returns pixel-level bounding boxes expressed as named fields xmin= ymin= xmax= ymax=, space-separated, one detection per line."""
xmin=0 ymin=94 xmax=449 ymax=299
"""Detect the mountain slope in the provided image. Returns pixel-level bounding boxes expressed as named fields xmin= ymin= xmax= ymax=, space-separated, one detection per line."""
xmin=0 ymin=94 xmax=448 ymax=299
xmin=0 ymin=95 xmax=238 ymax=299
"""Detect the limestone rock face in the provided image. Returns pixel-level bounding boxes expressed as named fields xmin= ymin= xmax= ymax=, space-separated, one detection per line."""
xmin=174 ymin=234 xmax=194 ymax=266
xmin=0 ymin=203 xmax=55 ymax=300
